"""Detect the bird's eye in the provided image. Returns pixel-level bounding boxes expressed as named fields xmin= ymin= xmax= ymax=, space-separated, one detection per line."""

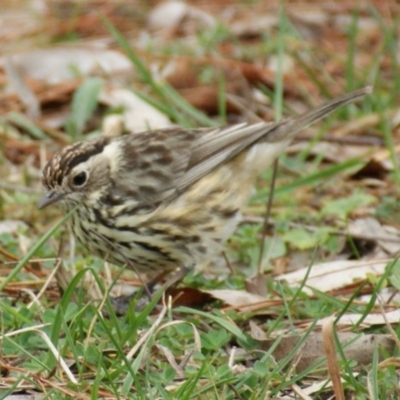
xmin=72 ymin=171 xmax=87 ymax=187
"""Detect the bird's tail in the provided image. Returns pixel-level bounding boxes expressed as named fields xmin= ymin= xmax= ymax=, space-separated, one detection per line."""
xmin=265 ymin=86 xmax=372 ymax=143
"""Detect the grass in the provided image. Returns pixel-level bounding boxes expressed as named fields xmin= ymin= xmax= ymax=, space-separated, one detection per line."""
xmin=1 ymin=1 xmax=400 ymax=399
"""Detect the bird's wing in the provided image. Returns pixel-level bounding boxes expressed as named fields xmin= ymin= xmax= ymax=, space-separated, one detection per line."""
xmin=120 ymin=87 xmax=371 ymax=205
xmin=178 ymin=87 xmax=371 ymax=193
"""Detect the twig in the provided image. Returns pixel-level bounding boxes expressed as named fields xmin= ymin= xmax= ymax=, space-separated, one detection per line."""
xmin=257 ymin=159 xmax=278 ymax=274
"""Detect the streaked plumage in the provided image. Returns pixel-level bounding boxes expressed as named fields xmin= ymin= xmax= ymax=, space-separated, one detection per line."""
xmin=39 ymin=87 xmax=371 ymax=274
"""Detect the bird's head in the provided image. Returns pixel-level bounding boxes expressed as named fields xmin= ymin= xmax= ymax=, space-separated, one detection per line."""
xmin=38 ymin=137 xmax=113 ymax=209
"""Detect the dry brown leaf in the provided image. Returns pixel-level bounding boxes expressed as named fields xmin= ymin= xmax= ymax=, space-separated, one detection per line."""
xmin=347 ymin=217 xmax=400 ymax=256
xmin=278 ymin=259 xmax=390 ymax=294
xmin=248 ymin=320 xmax=268 ymax=341
xmin=99 ymin=87 xmax=172 ymax=132
xmin=147 ymin=1 xmax=216 ymax=34
xmin=1 ymin=47 xmax=132 ymax=85
xmin=255 ymin=331 xmax=394 ymax=374
xmin=316 ymin=309 xmax=400 ymax=329
xmin=165 ymin=287 xmax=213 ymax=308
xmin=204 ymin=289 xmax=266 ymax=308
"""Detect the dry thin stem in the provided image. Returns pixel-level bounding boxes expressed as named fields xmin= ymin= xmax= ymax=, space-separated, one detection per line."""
xmin=378 ymin=294 xmax=400 ymax=351
xmin=322 ymin=317 xmax=345 ymax=400
xmin=125 ymin=297 xmax=168 ymax=361
xmin=257 ymin=159 xmax=278 ymax=274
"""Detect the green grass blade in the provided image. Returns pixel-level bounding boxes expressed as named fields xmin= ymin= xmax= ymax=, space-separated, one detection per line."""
xmin=252 ymin=157 xmax=365 ymax=203
xmin=0 ymin=208 xmax=76 ymax=293
xmin=67 ymin=77 xmax=103 ymax=138
xmin=7 ymin=112 xmax=47 ymax=140
xmin=177 ymin=307 xmax=250 ymax=345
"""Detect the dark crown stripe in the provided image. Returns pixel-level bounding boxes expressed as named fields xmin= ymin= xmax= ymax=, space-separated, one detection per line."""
xmin=61 ymin=138 xmax=110 ymax=174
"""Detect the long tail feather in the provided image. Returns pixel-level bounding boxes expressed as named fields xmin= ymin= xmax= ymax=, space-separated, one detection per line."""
xmin=265 ymin=86 xmax=373 ymax=143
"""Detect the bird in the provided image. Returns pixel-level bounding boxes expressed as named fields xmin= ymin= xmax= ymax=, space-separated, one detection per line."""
xmin=38 ymin=87 xmax=371 ymax=283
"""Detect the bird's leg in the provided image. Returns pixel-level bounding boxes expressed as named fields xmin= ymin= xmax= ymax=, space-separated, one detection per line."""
xmin=89 ymin=229 xmax=153 ymax=298
xmin=89 ymin=228 xmax=195 ymax=313
xmin=110 ymin=265 xmax=194 ymax=315
xmin=147 ymin=264 xmax=194 ymax=291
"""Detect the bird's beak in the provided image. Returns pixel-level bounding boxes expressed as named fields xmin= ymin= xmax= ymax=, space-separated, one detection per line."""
xmin=37 ymin=191 xmax=65 ymax=209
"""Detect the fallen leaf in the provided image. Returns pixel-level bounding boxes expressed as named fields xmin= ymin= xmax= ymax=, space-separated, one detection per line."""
xmin=278 ymin=259 xmax=390 ymax=294
xmin=1 ymin=47 xmax=132 ymax=85
xmin=256 ymin=332 xmax=394 ymax=373
xmin=99 ymin=87 xmax=172 ymax=132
